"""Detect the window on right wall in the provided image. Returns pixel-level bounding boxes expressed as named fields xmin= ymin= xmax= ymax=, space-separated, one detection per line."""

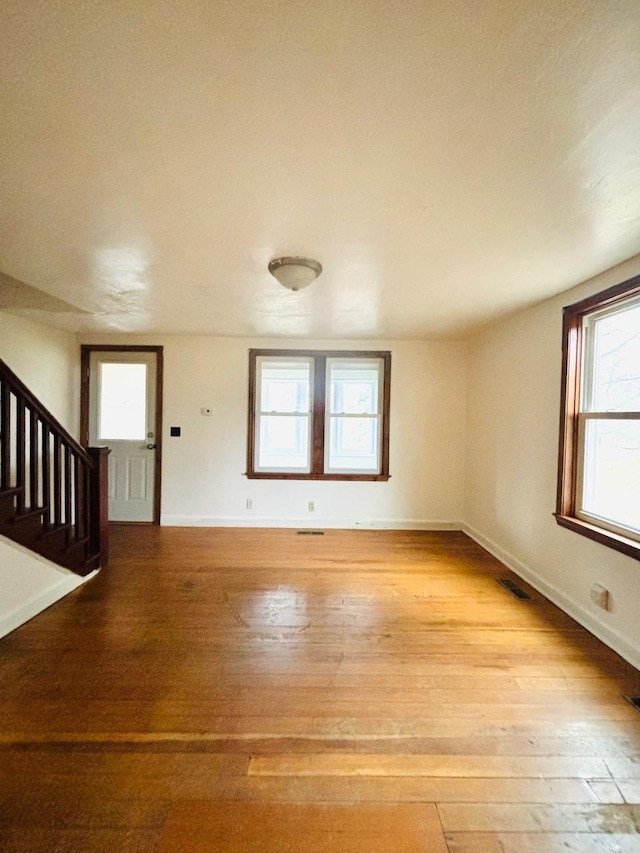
xmin=556 ymin=273 xmax=640 ymax=559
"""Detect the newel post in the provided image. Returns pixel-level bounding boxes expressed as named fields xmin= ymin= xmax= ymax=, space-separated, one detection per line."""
xmin=88 ymin=446 xmax=109 ymax=567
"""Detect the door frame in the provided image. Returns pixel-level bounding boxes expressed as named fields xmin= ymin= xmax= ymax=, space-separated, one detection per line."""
xmin=80 ymin=344 xmax=164 ymax=525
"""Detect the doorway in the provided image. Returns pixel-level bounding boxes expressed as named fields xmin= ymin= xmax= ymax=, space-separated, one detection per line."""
xmin=81 ymin=346 xmax=163 ymax=523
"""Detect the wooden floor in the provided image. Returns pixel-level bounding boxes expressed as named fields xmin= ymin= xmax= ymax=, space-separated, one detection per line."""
xmin=1 ymin=527 xmax=640 ymax=852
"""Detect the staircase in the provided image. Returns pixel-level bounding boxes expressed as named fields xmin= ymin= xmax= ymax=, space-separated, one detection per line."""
xmin=0 ymin=359 xmax=108 ymax=575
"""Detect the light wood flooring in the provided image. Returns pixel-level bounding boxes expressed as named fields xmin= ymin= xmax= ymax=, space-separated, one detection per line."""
xmin=1 ymin=527 xmax=640 ymax=851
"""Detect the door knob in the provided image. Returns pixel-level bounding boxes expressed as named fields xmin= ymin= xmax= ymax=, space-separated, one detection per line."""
xmin=146 ymin=443 xmax=157 ymax=450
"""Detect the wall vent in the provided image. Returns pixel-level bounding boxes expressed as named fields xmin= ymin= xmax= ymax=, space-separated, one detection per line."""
xmin=497 ymin=578 xmax=531 ymax=600
xmin=297 ymin=530 xmax=324 ymax=536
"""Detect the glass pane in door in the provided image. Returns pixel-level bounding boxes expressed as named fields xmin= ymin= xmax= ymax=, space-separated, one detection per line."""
xmin=99 ymin=363 xmax=147 ymax=440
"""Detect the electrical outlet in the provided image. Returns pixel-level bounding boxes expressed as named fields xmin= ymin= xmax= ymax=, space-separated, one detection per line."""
xmin=308 ymin=501 xmax=315 ymax=512
xmin=246 ymin=499 xmax=253 ymax=510
xmin=590 ymin=583 xmax=609 ymax=610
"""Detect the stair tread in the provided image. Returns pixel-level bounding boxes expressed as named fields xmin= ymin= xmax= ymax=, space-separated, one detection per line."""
xmin=0 ymin=486 xmax=23 ymax=497
xmin=12 ymin=505 xmax=48 ymax=523
xmin=40 ymin=522 xmax=71 ymax=539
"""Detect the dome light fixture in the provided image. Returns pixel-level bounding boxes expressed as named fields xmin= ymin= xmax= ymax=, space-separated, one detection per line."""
xmin=268 ymin=256 xmax=322 ymax=292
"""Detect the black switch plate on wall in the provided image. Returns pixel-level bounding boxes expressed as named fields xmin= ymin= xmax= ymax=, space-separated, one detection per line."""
xmin=170 ymin=426 xmax=181 ymax=437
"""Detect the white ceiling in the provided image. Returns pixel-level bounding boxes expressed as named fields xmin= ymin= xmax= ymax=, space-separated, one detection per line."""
xmin=1 ymin=0 xmax=640 ymax=339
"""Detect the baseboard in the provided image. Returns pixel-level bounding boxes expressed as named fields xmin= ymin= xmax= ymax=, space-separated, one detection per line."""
xmin=462 ymin=522 xmax=640 ymax=673
xmin=161 ymin=515 xmax=462 ymax=531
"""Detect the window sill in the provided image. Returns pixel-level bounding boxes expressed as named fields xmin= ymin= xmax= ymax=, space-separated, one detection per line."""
xmin=246 ymin=472 xmax=390 ymax=482
xmin=554 ymin=514 xmax=640 ymax=561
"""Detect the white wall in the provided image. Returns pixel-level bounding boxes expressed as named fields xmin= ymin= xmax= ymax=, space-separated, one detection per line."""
xmin=82 ymin=335 xmax=468 ymax=529
xmin=0 ymin=311 xmax=79 ymax=434
xmin=464 ymin=254 xmax=640 ymax=669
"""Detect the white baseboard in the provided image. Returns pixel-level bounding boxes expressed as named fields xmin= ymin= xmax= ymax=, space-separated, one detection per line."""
xmin=161 ymin=515 xmax=462 ymax=531
xmin=462 ymin=522 xmax=640 ymax=673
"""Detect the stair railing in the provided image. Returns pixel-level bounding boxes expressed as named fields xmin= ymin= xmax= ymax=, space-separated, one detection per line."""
xmin=0 ymin=359 xmax=108 ymax=574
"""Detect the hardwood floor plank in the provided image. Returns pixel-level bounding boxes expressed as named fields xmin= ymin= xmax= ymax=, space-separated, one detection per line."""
xmin=236 ymin=776 xmax=599 ymax=804
xmin=0 ymin=758 xmax=601 ymax=804
xmin=4 ymin=699 xmax=634 ymax=733
xmin=515 ymin=676 xmax=638 ymax=694
xmin=588 ymin=781 xmax=627 ymax=804
xmin=3 ymin=730 xmax=640 ymax=757
xmin=247 ymin=753 xmax=610 ymax=779
xmin=0 ymin=795 xmax=170 ymax=829
xmin=444 ymin=833 xmax=640 ymax=852
xmin=0 ymin=829 xmax=161 ymax=853
xmin=605 ymin=757 xmax=640 ymax=779
xmin=4 ymin=717 xmax=638 ymax=741
xmin=159 ymin=802 xmax=448 ymax=852
xmin=617 ymin=781 xmax=640 ymax=803
xmin=437 ymin=803 xmax=640 ymax=832
xmin=10 ymin=680 xmax=636 ymax=706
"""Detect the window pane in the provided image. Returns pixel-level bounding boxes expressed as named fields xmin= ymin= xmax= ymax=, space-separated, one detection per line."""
xmin=582 ymin=419 xmax=640 ymax=534
xmin=258 ymin=415 xmax=310 ymax=470
xmin=328 ymin=416 xmax=379 ymax=472
xmin=260 ymin=361 xmax=310 ymax=413
xmin=590 ymin=303 xmax=640 ymax=412
xmin=99 ymin=363 xmax=147 ymax=441
xmin=329 ymin=363 xmax=380 ymax=414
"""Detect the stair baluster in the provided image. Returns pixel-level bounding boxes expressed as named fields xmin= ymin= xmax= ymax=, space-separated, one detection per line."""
xmin=0 ymin=359 xmax=108 ymax=574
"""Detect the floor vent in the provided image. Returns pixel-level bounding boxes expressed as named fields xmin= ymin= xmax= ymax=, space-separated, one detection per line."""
xmin=624 ymin=696 xmax=640 ymax=712
xmin=497 ymin=578 xmax=532 ymax=600
xmin=297 ymin=530 xmax=325 ymax=536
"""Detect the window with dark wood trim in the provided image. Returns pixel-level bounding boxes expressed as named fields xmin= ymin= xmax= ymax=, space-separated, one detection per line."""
xmin=247 ymin=349 xmax=391 ymax=481
xmin=556 ymin=274 xmax=640 ymax=560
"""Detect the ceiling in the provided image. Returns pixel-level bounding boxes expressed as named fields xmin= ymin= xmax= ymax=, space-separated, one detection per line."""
xmin=1 ymin=0 xmax=640 ymax=340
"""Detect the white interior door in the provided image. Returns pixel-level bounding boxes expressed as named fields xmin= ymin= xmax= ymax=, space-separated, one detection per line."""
xmin=88 ymin=351 xmax=157 ymax=522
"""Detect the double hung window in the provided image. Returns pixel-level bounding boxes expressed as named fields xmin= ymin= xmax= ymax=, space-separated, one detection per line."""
xmin=556 ymin=275 xmax=640 ymax=558
xmin=247 ymin=350 xmax=391 ymax=480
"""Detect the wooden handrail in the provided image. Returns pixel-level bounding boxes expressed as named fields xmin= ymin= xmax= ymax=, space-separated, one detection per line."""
xmin=0 ymin=359 xmax=108 ymax=574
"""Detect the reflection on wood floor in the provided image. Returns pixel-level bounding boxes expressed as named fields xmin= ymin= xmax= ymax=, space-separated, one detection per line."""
xmin=1 ymin=527 xmax=640 ymax=851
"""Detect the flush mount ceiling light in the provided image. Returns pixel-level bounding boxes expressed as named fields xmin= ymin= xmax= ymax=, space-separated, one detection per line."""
xmin=268 ymin=256 xmax=322 ymax=292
